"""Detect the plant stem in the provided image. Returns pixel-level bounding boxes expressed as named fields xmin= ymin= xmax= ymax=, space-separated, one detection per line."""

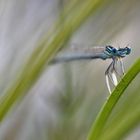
xmin=87 ymin=58 xmax=140 ymax=140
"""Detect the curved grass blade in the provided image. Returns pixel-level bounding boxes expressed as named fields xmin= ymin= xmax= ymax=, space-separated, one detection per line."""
xmin=99 ymin=91 xmax=140 ymax=140
xmin=87 ymin=58 xmax=140 ymax=140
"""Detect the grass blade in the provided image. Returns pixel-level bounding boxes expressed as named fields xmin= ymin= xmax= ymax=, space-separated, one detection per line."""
xmin=87 ymin=58 xmax=140 ymax=140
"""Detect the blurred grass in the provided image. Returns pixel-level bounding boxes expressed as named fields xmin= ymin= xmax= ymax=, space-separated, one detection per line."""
xmin=0 ymin=0 xmax=140 ymax=140
xmin=0 ymin=0 xmax=111 ymax=121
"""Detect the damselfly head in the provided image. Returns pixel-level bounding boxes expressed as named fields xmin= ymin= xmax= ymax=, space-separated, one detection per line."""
xmin=117 ymin=47 xmax=131 ymax=57
xmin=125 ymin=47 xmax=131 ymax=55
xmin=105 ymin=45 xmax=131 ymax=58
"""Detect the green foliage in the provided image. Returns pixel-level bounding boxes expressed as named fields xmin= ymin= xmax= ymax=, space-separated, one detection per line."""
xmin=0 ymin=1 xmax=140 ymax=140
xmin=87 ymin=58 xmax=140 ymax=140
xmin=0 ymin=0 xmax=111 ymax=121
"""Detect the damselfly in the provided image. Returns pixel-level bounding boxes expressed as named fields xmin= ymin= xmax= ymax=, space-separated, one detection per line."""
xmin=51 ymin=44 xmax=131 ymax=94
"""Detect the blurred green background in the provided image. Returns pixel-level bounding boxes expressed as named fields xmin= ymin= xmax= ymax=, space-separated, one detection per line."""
xmin=0 ymin=0 xmax=139 ymax=140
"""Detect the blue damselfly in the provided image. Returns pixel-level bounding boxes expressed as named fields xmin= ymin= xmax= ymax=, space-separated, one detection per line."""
xmin=51 ymin=44 xmax=131 ymax=93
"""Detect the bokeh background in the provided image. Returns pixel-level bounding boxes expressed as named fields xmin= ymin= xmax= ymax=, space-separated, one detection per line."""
xmin=0 ymin=0 xmax=139 ymax=140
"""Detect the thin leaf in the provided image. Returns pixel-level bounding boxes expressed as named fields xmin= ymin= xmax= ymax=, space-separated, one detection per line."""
xmin=87 ymin=58 xmax=140 ymax=140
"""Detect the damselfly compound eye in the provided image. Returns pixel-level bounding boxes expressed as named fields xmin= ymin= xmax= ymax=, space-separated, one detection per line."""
xmin=112 ymin=48 xmax=116 ymax=53
xmin=126 ymin=47 xmax=131 ymax=55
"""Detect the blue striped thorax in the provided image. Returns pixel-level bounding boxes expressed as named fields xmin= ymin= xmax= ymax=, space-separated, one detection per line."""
xmin=105 ymin=45 xmax=131 ymax=58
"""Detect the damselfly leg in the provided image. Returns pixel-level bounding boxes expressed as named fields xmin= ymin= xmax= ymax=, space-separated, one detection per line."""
xmin=119 ymin=58 xmax=125 ymax=75
xmin=105 ymin=61 xmax=114 ymax=93
xmin=105 ymin=58 xmax=120 ymax=94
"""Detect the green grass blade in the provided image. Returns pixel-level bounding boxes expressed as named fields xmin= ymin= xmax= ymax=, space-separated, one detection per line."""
xmin=87 ymin=58 xmax=140 ymax=140
xmin=99 ymin=94 xmax=140 ymax=140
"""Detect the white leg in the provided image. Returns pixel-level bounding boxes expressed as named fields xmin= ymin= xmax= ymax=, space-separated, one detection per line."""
xmin=111 ymin=72 xmax=118 ymax=86
xmin=105 ymin=61 xmax=114 ymax=94
xmin=105 ymin=74 xmax=112 ymax=94
xmin=119 ymin=58 xmax=125 ymax=75
xmin=105 ymin=60 xmax=119 ymax=94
